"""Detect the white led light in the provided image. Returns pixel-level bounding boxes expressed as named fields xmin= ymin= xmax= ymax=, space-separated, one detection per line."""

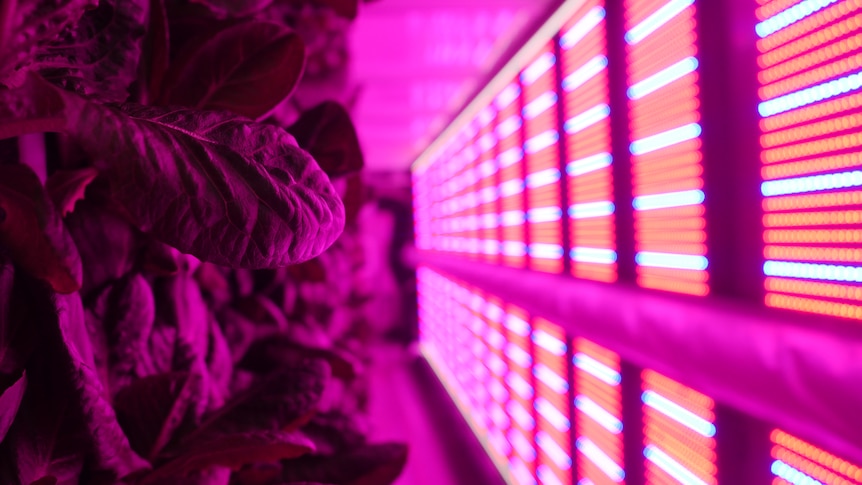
xmin=524 ymin=91 xmax=558 ymax=119
xmin=628 ymin=57 xmax=698 ymax=99
xmin=525 ymin=130 xmax=559 ymax=154
xmin=633 ymin=189 xmax=704 ymax=211
xmin=537 ymin=431 xmax=572 ymax=470
xmin=478 ymin=186 xmax=498 ymax=204
xmin=491 ymin=402 xmax=510 ymax=429
xmin=500 ymin=180 xmax=525 ymax=198
xmin=538 ymin=465 xmax=565 ymax=485
xmin=574 ymin=353 xmax=621 ymax=385
xmin=529 ymin=243 xmax=565 ymax=259
xmin=506 ymin=372 xmax=534 ymax=399
xmin=567 ymin=152 xmax=612 ymax=176
xmin=569 ymin=201 xmax=615 ymax=219
xmin=479 ymin=106 xmax=496 ymax=127
xmin=625 ymin=0 xmax=694 ymax=44
xmin=495 ymin=84 xmax=521 ymax=110
xmin=563 ymin=55 xmax=608 ymax=92
xmin=498 ymin=147 xmax=524 ymax=167
xmin=534 ymin=364 xmax=569 ymax=393
xmin=522 ymin=52 xmax=556 ymax=85
xmin=564 ymin=104 xmax=610 ymax=134
xmin=761 ymin=170 xmax=862 ymax=196
xmin=491 ymin=429 xmax=512 ymax=457
xmin=636 ymin=252 xmax=709 ymax=271
xmin=497 ymin=115 xmax=523 ymax=139
xmin=644 ymin=446 xmax=707 ymax=485
xmin=536 ymin=397 xmax=571 ymax=432
xmin=504 ymin=314 xmax=530 ymax=336
xmin=526 ymin=168 xmax=562 ymax=188
xmin=506 ymin=343 xmax=533 ymax=368
xmin=630 ymin=123 xmax=701 ymax=155
xmin=575 ymin=395 xmax=623 ymax=434
xmin=571 ymin=247 xmax=617 ymax=265
xmin=759 ymin=71 xmax=862 ymax=116
xmin=560 ymin=6 xmax=606 ymax=49
xmin=508 ymin=401 xmax=537 ymax=432
xmin=478 ymin=159 xmax=498 ymax=178
xmin=490 ymin=378 xmax=509 ymax=402
xmin=764 ymin=260 xmax=862 ymax=283
xmin=482 ymin=239 xmax=501 ymax=255
xmin=576 ymin=438 xmax=625 ymax=482
xmin=578 ymin=480 xmax=597 ymax=485
xmin=527 ymin=207 xmax=563 ymax=223
xmin=771 ymin=460 xmax=825 ymax=485
xmin=533 ymin=330 xmax=567 ymax=356
xmin=511 ymin=457 xmax=538 ymax=485
xmin=642 ymin=390 xmax=716 ymax=437
xmin=756 ymin=0 xmax=839 ymax=38
xmin=500 ymin=210 xmax=526 ymax=226
xmin=481 ymin=212 xmax=500 ymax=229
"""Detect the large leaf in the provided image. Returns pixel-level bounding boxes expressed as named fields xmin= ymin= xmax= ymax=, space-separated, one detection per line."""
xmin=239 ymin=334 xmax=357 ymax=380
xmin=279 ymin=443 xmax=407 ymax=485
xmin=0 ymin=373 xmax=26 ymax=443
xmin=34 ymin=0 xmax=147 ymax=103
xmin=114 ymin=371 xmax=204 ymax=461
xmin=287 ymin=102 xmax=363 ymax=180
xmin=301 ymin=411 xmax=367 ymax=455
xmin=44 ymin=167 xmax=99 ymax=216
xmin=158 ymin=20 xmax=305 ymax=120
xmin=317 ymin=0 xmax=358 ymax=19
xmin=0 ymin=164 xmax=82 ymax=293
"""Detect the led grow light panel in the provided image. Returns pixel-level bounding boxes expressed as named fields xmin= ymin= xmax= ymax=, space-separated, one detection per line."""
xmin=624 ymin=0 xmax=709 ymax=296
xmin=532 ymin=318 xmax=571 ymax=485
xmin=756 ymin=0 xmax=862 ymax=320
xmin=522 ymin=43 xmax=564 ymax=274
xmin=503 ymin=305 xmax=538 ymax=484
xmin=573 ymin=338 xmax=625 ymax=485
xmin=560 ymin=0 xmax=618 ymax=283
xmin=769 ymin=429 xmax=862 ymax=485
xmin=641 ymin=370 xmax=717 ymax=485
xmin=496 ymin=79 xmax=528 ymax=269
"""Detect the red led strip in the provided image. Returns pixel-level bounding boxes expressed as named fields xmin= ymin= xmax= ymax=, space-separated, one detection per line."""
xmin=770 ymin=429 xmax=862 ymax=484
xmin=758 ymin=0 xmax=862 ymax=320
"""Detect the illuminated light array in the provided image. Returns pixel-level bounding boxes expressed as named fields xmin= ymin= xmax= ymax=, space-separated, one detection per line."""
xmin=475 ymin=106 xmax=502 ymax=265
xmin=496 ymin=78 xmax=528 ymax=270
xmin=770 ymin=429 xmax=862 ymax=485
xmin=626 ymin=0 xmax=708 ymax=296
xmin=504 ymin=305 xmax=538 ymax=483
xmin=561 ymin=0 xmax=617 ymax=282
xmin=641 ymin=370 xmax=716 ymax=485
xmin=522 ymin=42 xmax=564 ymax=274
xmin=758 ymin=0 xmax=862 ymax=320
xmin=573 ymin=339 xmax=625 ymax=484
xmin=532 ymin=318 xmax=572 ymax=485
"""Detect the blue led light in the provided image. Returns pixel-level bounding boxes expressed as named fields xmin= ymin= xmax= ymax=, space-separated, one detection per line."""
xmin=506 ymin=372 xmax=535 ymax=399
xmin=538 ymin=465 xmax=565 ymax=485
xmin=532 ymin=329 xmax=567 ymax=355
xmin=633 ymin=189 xmax=704 ymax=211
xmin=526 ymin=168 xmax=562 ymax=188
xmin=764 ymin=260 xmax=862 ymax=283
xmin=525 ymin=130 xmax=560 ymax=154
xmin=569 ymin=201 xmax=615 ymax=219
xmin=576 ymin=438 xmax=625 ymax=482
xmin=537 ymin=431 xmax=573 ymax=470
xmin=500 ymin=210 xmax=526 ymax=226
xmin=636 ymin=252 xmax=709 ymax=271
xmin=756 ymin=0 xmax=839 ymax=38
xmin=562 ymin=55 xmax=608 ymax=92
xmin=528 ymin=243 xmax=565 ymax=259
xmin=523 ymin=91 xmax=558 ymax=119
xmin=759 ymin=71 xmax=862 ymax=116
xmin=575 ymin=395 xmax=623 ymax=434
xmin=564 ymin=104 xmax=610 ymax=134
xmin=647 ymin=446 xmax=710 ymax=485
xmin=504 ymin=314 xmax=531 ymax=336
xmin=574 ymin=352 xmax=622 ymax=385
xmin=522 ymin=52 xmax=556 ymax=85
xmin=508 ymin=401 xmax=537 ymax=432
xmin=534 ymin=364 xmax=569 ymax=393
xmin=527 ymin=207 xmax=563 ymax=224
xmin=642 ymin=390 xmax=716 ymax=437
xmin=536 ymin=397 xmax=571 ymax=432
xmin=497 ymin=115 xmax=523 ymax=139
xmin=771 ymin=460 xmax=825 ymax=485
xmin=628 ymin=57 xmax=699 ymax=100
xmin=630 ymin=123 xmax=701 ymax=155
xmin=567 ymin=152 xmax=612 ymax=177
xmin=502 ymin=241 xmax=527 ymax=256
xmin=571 ymin=247 xmax=618 ymax=265
xmin=761 ymin=170 xmax=862 ymax=196
xmin=498 ymin=146 xmax=524 ymax=167
xmin=560 ymin=6 xmax=606 ymax=49
xmin=625 ymin=0 xmax=695 ymax=44
xmin=496 ymin=84 xmax=521 ymax=110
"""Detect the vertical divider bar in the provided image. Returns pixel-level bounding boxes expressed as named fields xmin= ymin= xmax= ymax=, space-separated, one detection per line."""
xmin=604 ymin=0 xmax=635 ymax=284
xmin=553 ymin=33 xmax=573 ymax=276
xmin=620 ymin=361 xmax=645 ymax=485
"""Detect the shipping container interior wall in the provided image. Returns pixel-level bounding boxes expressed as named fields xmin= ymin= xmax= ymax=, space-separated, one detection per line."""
xmin=409 ymin=0 xmax=862 ymax=484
